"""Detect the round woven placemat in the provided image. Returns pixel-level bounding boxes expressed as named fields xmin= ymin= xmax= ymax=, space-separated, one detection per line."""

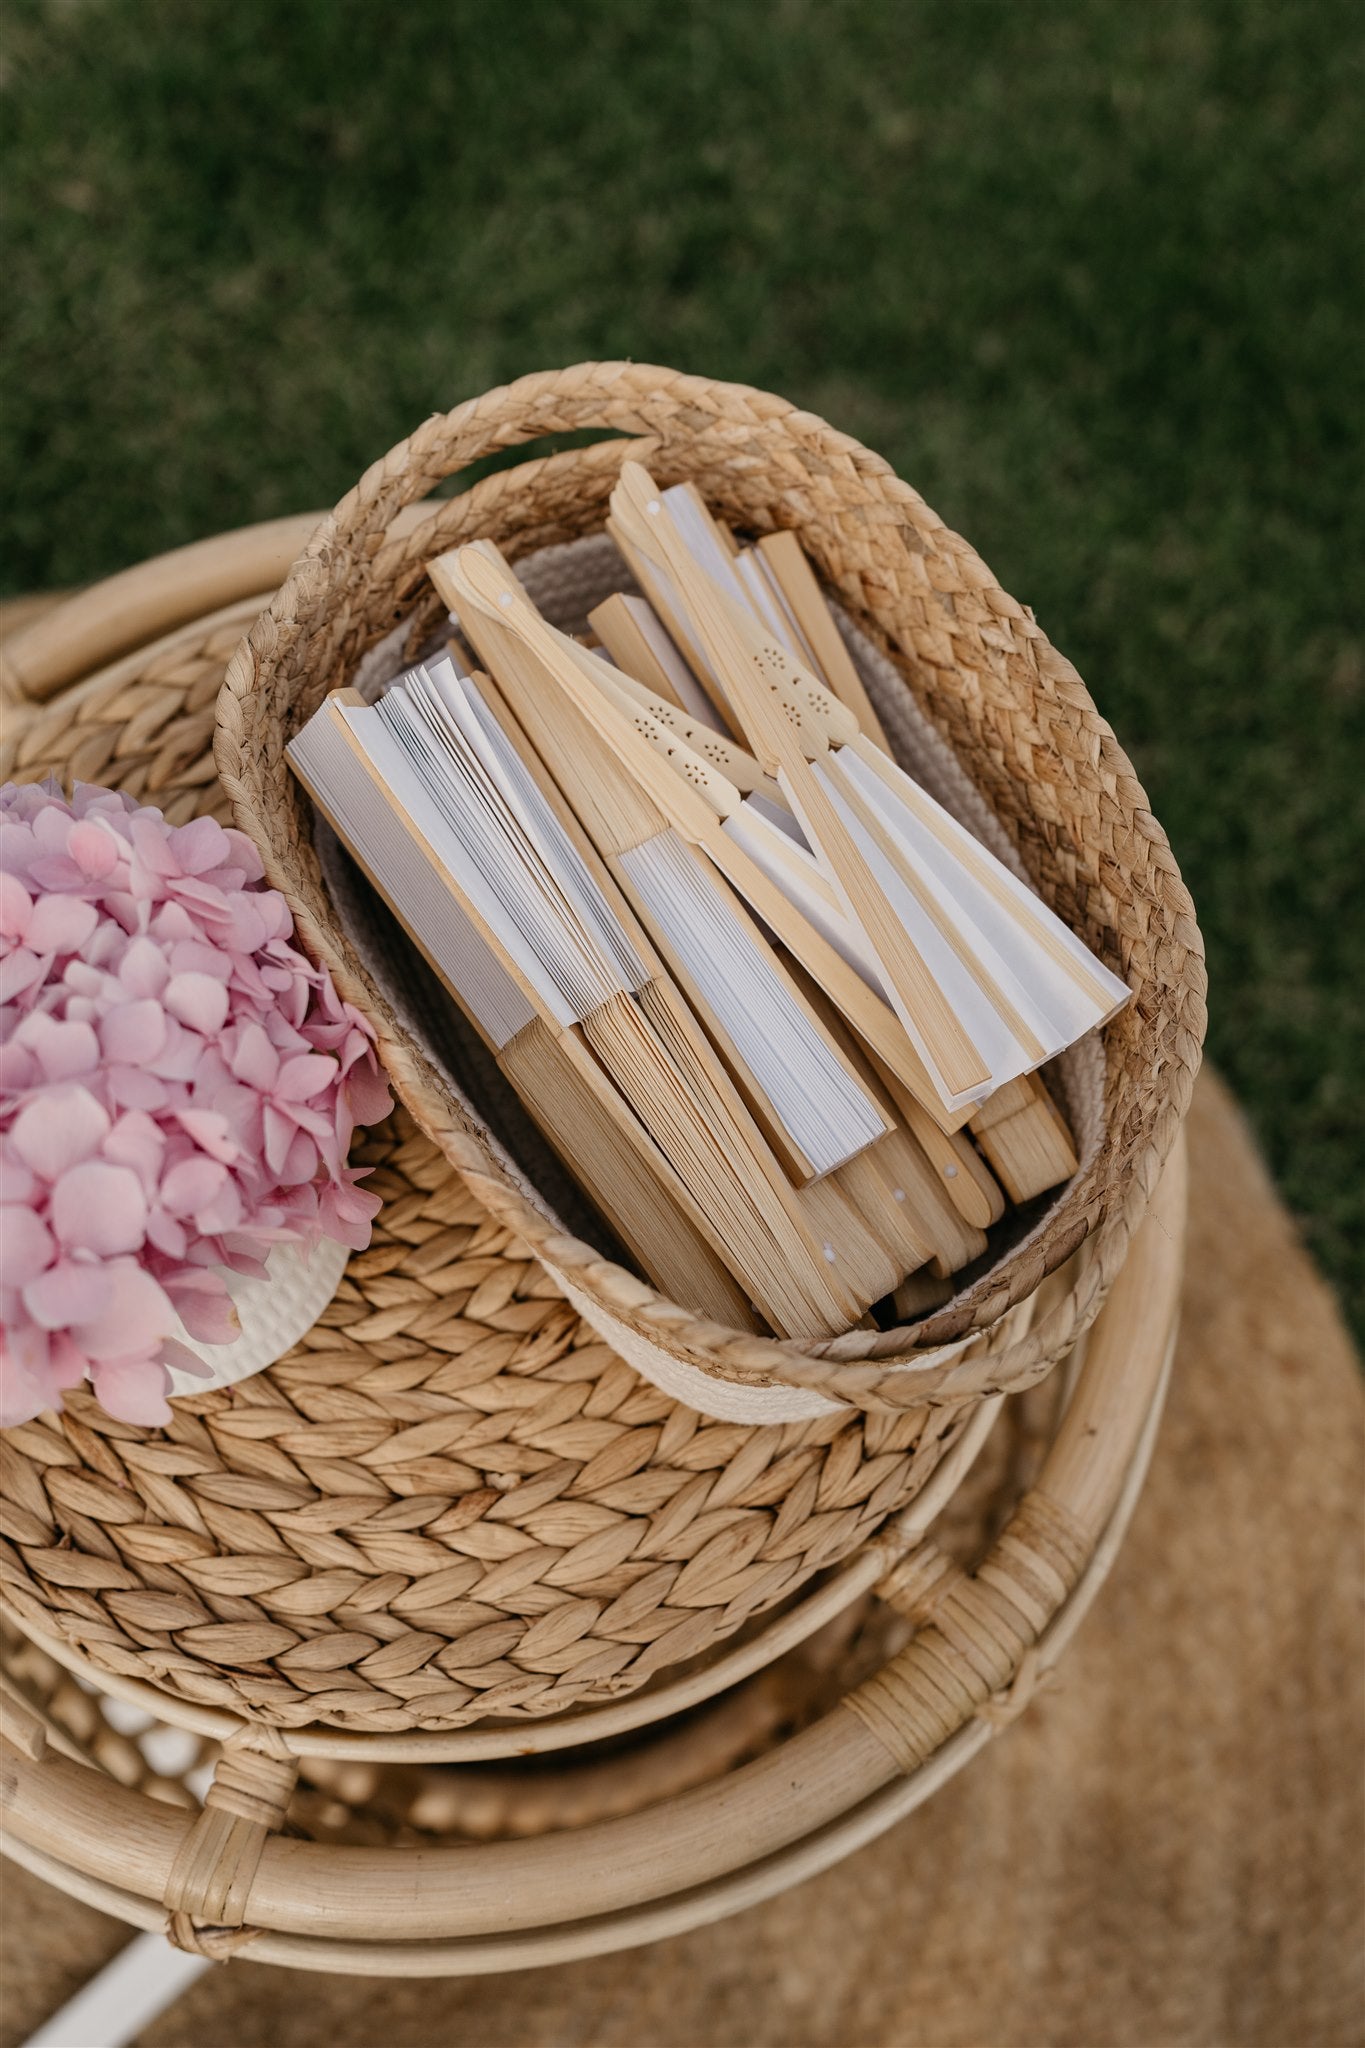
xmin=0 ymin=578 xmax=969 ymax=1734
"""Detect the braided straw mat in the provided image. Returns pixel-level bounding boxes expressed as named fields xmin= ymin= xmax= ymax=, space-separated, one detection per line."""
xmin=1 ymin=1071 xmax=1360 ymax=2047
xmin=0 ymin=582 xmax=974 ymax=1735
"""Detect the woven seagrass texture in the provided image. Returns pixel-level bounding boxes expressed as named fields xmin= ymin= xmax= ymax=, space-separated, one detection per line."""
xmin=216 ymin=362 xmax=1207 ymax=1406
xmin=0 ymin=537 xmax=981 ymax=1736
xmin=3 ymin=597 xmax=256 ymax=825
xmin=5 ymin=1079 xmax=1349 ymax=2048
xmin=0 ymin=1590 xmax=903 ymax=1848
xmin=0 ymin=1110 xmax=963 ymax=1733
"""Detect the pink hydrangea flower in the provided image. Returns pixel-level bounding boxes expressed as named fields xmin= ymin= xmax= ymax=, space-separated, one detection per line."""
xmin=1 ymin=781 xmax=390 ymax=1428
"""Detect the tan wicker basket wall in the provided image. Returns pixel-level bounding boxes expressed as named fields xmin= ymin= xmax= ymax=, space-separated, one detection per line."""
xmin=0 ymin=1136 xmax=1184 ymax=1969
xmin=217 ymin=362 xmax=1206 ymax=1408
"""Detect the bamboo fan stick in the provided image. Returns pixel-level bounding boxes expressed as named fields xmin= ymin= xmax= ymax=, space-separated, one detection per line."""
xmin=431 ymin=550 xmax=902 ymax=1327
xmin=454 ymin=555 xmax=970 ymax=1127
xmin=827 ymin=760 xmax=1051 ymax=1070
xmin=606 ymin=513 xmax=737 ymax=726
xmin=437 ymin=555 xmax=987 ymax=1294
xmin=733 ymin=547 xmax=823 ymax=671
xmin=754 ymin=528 xmax=894 ymax=752
xmin=587 ymin=589 xmax=688 ymax=707
xmin=678 ymin=478 xmax=740 ymax=553
xmin=580 ymin=617 xmax=781 ymax=801
xmin=287 ymin=695 xmax=758 ymax=1330
xmin=318 ymin=684 xmax=853 ymax=1337
xmin=587 ymin=592 xmax=724 ymax=731
xmin=610 ymin=462 xmax=1127 ymax=1145
xmin=436 ymin=548 xmax=893 ymax=1179
xmin=794 ymin=971 xmax=1000 ymax=1251
xmin=497 ymin=1015 xmax=761 ymax=1328
xmin=575 ymin=983 xmax=862 ymax=1332
xmin=746 ymin=558 xmax=1079 ymax=1194
xmin=967 ymin=1073 xmax=1078 ymax=1207
xmin=556 ymin=631 xmax=1002 ymax=1240
xmin=841 ymin=734 xmax=1129 ymax=1023
xmin=864 ymin=1044 xmax=1005 ymax=1230
xmin=610 ymin=464 xmax=995 ymax=1115
xmin=676 ymin=489 xmax=1087 ymax=1200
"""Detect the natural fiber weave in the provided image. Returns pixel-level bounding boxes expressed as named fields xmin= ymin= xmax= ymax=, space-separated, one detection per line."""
xmin=0 ymin=563 xmax=971 ymax=1734
xmin=0 ymin=1588 xmax=901 ymax=1848
xmin=216 ymin=363 xmax=1207 ymax=1407
xmin=0 ymin=1109 xmax=964 ymax=1732
xmin=4 ymin=1074 xmax=1357 ymax=2047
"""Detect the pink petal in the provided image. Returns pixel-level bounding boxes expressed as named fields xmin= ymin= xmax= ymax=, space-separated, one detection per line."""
xmin=0 ymin=947 xmax=45 ymax=1003
xmin=0 ymin=872 xmax=32 ymax=940
xmin=127 ymin=815 xmax=181 ymax=879
xmin=263 ymin=1103 xmax=301 ymax=1178
xmin=88 ymin=1355 xmax=172 ymax=1427
xmin=197 ymin=1176 xmax=242 ymax=1235
xmin=169 ymin=876 xmax=231 ymax=918
xmin=318 ymin=1178 xmax=380 ymax=1252
xmin=230 ymin=1021 xmax=278 ymax=1092
xmin=0 ymin=1038 xmax=38 ymax=1091
xmin=31 ymin=802 xmax=76 ymax=855
xmin=71 ymin=783 xmax=135 ymax=822
xmin=106 ymin=1066 xmax=171 ymax=1112
xmin=168 ymin=938 xmax=231 ymax=982
xmin=146 ymin=1208 xmax=188 ymax=1259
xmin=1 ymin=1206 xmax=56 ymax=1285
xmin=14 ymin=1013 xmax=99 ymax=1082
xmin=159 ymin=1337 xmax=214 ymax=1381
xmin=222 ymin=830 xmax=265 ymax=883
xmin=101 ymin=1111 xmax=166 ymax=1188
xmin=66 ymin=819 xmax=121 ymax=879
xmin=117 ymin=936 xmax=169 ymax=999
xmin=48 ymin=1329 xmax=90 ymax=1391
xmin=0 ymin=1148 xmax=39 ymax=1205
xmin=24 ymin=894 xmax=99 ymax=956
xmin=274 ymin=1053 xmax=338 ymax=1103
xmin=146 ymin=1017 xmax=203 ymax=1083
xmin=50 ymin=1160 xmax=148 ymax=1254
xmin=71 ymin=1261 xmax=176 ymax=1359
xmin=221 ymin=897 xmax=269 ymax=954
xmin=63 ymin=958 xmax=114 ymax=1000
xmin=163 ymin=972 xmax=229 ymax=1035
xmin=173 ymin=1109 xmax=241 ymax=1165
xmin=160 ymin=1156 xmax=228 ymax=1217
xmin=343 ymin=1059 xmax=392 ymax=1127
xmin=9 ymin=1084 xmax=111 ymax=1179
xmin=165 ymin=1269 xmax=239 ymax=1344
xmin=22 ymin=1259 xmax=113 ymax=1330
xmin=149 ymin=900 xmax=197 ymax=945
xmin=0 ymin=1324 xmax=57 ymax=1426
xmin=168 ymin=816 xmax=230 ymax=876
xmin=26 ymin=854 xmax=90 ymax=892
xmin=99 ymin=999 xmax=169 ymax=1066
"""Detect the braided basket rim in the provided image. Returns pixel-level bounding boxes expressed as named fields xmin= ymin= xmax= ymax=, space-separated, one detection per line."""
xmin=214 ymin=362 xmax=1206 ymax=1406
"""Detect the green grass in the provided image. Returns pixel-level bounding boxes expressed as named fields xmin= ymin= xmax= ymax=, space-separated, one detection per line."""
xmin=3 ymin=0 xmax=1362 ymax=1339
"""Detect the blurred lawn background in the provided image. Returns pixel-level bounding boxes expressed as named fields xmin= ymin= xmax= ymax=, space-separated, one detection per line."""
xmin=3 ymin=0 xmax=1361 ymax=1337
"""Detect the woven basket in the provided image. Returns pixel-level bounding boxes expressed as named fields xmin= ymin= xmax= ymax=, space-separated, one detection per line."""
xmin=217 ymin=362 xmax=1206 ymax=1412
xmin=0 ymin=1134 xmax=1183 ymax=1969
xmin=0 ymin=545 xmax=1005 ymax=1737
